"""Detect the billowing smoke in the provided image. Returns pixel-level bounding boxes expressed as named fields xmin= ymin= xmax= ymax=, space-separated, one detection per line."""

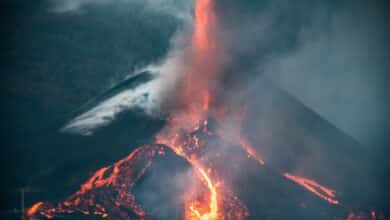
xmin=215 ymin=0 xmax=389 ymax=148
xmin=262 ymin=3 xmax=389 ymax=148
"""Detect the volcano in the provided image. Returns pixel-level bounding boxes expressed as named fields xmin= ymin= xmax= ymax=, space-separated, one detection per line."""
xmin=26 ymin=0 xmax=387 ymax=219
xmin=26 ymin=75 xmax=385 ymax=220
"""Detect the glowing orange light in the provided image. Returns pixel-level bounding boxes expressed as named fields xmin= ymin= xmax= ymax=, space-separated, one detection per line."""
xmin=27 ymin=202 xmax=44 ymax=216
xmin=284 ymin=173 xmax=339 ymax=205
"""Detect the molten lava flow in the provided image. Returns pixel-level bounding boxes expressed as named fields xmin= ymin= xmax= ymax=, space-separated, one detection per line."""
xmin=198 ymin=168 xmax=218 ymax=219
xmin=283 ymin=173 xmax=339 ymax=205
xmin=155 ymin=114 xmax=251 ymax=220
xmin=238 ymin=135 xmax=265 ymax=165
xmin=188 ymin=167 xmax=219 ymax=220
xmin=27 ymin=202 xmax=44 ymax=217
xmin=155 ymin=117 xmax=249 ymax=220
xmin=27 ymin=145 xmax=166 ymax=220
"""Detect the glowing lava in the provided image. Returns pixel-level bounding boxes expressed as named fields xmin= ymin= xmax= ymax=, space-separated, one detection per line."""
xmin=27 ymin=202 xmax=44 ymax=217
xmin=27 ymin=145 xmax=166 ymax=220
xmin=237 ymin=135 xmax=265 ymax=166
xmin=284 ymin=173 xmax=339 ymax=205
xmin=188 ymin=167 xmax=219 ymax=220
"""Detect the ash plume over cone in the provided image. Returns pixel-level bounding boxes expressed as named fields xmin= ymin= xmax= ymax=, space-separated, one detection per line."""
xmin=28 ymin=0 xmax=249 ymax=219
xmin=26 ymin=0 xmax=388 ymax=219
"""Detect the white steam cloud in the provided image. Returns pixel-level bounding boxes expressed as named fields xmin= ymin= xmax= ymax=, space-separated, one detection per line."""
xmin=61 ymin=31 xmax=188 ymax=135
xmin=49 ymin=0 xmax=192 ymax=20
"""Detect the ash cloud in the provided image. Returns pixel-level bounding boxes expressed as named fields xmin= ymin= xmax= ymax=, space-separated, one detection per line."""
xmin=215 ymin=0 xmax=389 ymax=148
xmin=262 ymin=2 xmax=389 ymax=148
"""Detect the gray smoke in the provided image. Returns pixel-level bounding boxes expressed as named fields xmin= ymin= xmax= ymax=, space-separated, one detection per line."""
xmin=216 ymin=0 xmax=389 ymax=148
